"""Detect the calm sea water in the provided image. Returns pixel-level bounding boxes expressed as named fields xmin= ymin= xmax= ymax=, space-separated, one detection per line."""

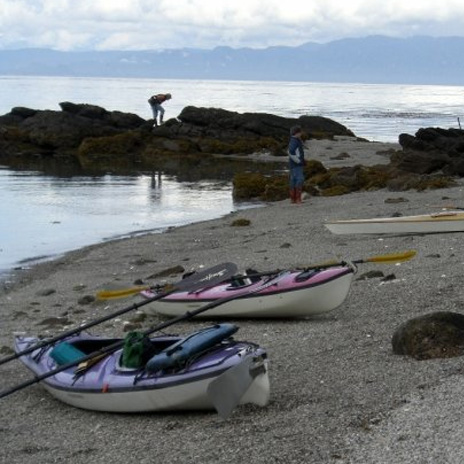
xmin=1 ymin=76 xmax=464 ymax=275
xmin=0 ymin=169 xmax=241 ymax=275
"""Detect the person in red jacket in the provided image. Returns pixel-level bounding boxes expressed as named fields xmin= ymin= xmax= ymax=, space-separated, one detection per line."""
xmin=148 ymin=93 xmax=172 ymax=127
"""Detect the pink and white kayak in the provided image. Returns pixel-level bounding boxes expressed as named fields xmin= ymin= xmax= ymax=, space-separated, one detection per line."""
xmin=142 ymin=265 xmax=356 ymax=318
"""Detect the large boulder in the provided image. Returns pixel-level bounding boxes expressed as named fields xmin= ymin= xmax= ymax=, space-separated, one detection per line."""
xmin=392 ymin=312 xmax=464 ymax=360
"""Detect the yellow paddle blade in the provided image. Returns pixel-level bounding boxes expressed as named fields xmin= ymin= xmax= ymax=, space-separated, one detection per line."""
xmin=309 ymin=250 xmax=417 ymax=269
xmin=96 ymin=285 xmax=151 ymax=300
xmin=364 ymin=250 xmax=417 ymax=263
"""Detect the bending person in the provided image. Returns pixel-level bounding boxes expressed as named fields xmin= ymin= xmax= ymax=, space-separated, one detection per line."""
xmin=148 ymin=93 xmax=172 ymax=127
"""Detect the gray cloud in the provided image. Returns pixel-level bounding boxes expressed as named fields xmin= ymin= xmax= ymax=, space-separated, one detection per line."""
xmin=1 ymin=0 xmax=464 ymax=50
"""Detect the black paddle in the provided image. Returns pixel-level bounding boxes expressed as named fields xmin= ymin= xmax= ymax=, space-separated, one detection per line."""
xmin=0 ymin=262 xmax=238 ymax=367
xmin=0 ymin=270 xmax=284 ymax=402
xmin=97 ymin=250 xmax=417 ymax=300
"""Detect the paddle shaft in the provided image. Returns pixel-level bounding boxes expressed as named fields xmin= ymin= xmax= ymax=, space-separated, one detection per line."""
xmin=0 ymin=262 xmax=237 ymax=367
xmin=0 ymin=271 xmax=285 ymax=400
xmin=226 ymin=250 xmax=416 ymax=281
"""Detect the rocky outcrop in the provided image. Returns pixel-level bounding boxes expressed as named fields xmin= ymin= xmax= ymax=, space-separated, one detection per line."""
xmin=3 ymin=103 xmax=461 ymax=200
xmin=396 ymin=127 xmax=464 ymax=176
xmin=176 ymin=106 xmax=354 ymax=139
xmin=0 ymin=103 xmax=354 ymax=172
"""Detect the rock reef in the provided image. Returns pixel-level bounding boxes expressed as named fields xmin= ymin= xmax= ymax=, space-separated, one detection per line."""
xmin=2 ymin=103 xmax=463 ymax=200
xmin=0 ymin=102 xmax=353 ymax=172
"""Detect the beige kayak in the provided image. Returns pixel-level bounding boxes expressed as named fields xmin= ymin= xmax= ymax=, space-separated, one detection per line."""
xmin=325 ymin=211 xmax=464 ymax=235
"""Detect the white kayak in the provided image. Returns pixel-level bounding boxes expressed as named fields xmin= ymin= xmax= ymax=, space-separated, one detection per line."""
xmin=142 ymin=265 xmax=356 ymax=318
xmin=325 ymin=211 xmax=464 ymax=235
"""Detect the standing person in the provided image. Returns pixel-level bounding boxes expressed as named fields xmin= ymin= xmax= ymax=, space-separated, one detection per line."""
xmin=288 ymin=125 xmax=305 ymax=204
xmin=148 ymin=93 xmax=172 ymax=127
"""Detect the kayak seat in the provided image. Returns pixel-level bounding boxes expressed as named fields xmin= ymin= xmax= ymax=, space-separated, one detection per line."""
xmin=294 ymin=269 xmax=319 ymax=282
xmin=72 ymin=338 xmax=121 ymax=354
xmin=228 ymin=278 xmax=256 ymax=289
xmin=228 ymin=269 xmax=263 ymax=289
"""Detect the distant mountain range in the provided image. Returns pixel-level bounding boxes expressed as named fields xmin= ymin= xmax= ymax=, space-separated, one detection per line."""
xmin=1 ymin=36 xmax=464 ymax=85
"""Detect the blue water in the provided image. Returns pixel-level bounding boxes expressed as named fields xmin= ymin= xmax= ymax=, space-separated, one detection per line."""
xmin=1 ymin=76 xmax=464 ymax=275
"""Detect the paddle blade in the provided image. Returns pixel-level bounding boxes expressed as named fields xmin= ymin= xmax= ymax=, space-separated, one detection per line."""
xmin=207 ymin=357 xmax=255 ymax=420
xmin=97 ymin=286 xmax=150 ymax=300
xmin=363 ymin=250 xmax=417 ymax=264
xmin=96 ymin=262 xmax=238 ymax=300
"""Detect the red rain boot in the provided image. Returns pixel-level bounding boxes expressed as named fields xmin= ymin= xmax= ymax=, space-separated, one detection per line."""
xmin=290 ymin=189 xmax=296 ymax=203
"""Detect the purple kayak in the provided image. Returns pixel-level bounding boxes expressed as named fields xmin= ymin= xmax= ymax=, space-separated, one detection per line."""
xmin=142 ymin=265 xmax=356 ymax=318
xmin=14 ymin=325 xmax=269 ymax=415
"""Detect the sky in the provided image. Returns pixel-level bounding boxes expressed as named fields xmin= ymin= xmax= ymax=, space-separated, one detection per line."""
xmin=1 ymin=0 xmax=464 ymax=51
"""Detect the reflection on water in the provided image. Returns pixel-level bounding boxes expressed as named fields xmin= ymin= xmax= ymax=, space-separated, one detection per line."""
xmin=0 ymin=166 xmax=256 ymax=275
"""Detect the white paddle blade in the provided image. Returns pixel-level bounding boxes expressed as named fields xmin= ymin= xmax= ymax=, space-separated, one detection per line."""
xmin=207 ymin=357 xmax=255 ymax=420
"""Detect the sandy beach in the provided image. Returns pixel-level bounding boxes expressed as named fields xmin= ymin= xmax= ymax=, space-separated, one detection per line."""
xmin=2 ymin=137 xmax=464 ymax=464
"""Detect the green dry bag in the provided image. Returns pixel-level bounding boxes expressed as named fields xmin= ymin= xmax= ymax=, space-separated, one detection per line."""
xmin=121 ymin=332 xmax=154 ymax=369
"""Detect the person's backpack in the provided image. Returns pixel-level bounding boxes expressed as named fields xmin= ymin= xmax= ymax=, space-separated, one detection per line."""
xmin=148 ymin=95 xmax=157 ymax=105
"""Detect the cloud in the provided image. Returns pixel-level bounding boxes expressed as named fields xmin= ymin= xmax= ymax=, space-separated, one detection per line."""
xmin=1 ymin=0 xmax=464 ymax=51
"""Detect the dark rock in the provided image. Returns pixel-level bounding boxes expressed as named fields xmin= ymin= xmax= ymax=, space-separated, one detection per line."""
xmin=72 ymin=308 xmax=86 ymax=314
xmin=177 ymin=107 xmax=355 ymax=139
xmin=392 ymin=311 xmax=464 ymax=359
xmin=123 ymin=323 xmax=142 ymax=332
xmin=148 ymin=265 xmax=185 ymax=279
xmin=390 ymin=149 xmax=451 ymax=174
xmin=356 ymin=270 xmax=384 ymax=280
xmin=13 ymin=311 xmax=29 ymax=320
xmin=331 ymin=152 xmax=351 ymax=160
xmin=0 ymin=103 xmax=355 ymax=172
xmin=11 ymin=107 xmax=39 ymax=118
xmin=77 ymin=295 xmax=95 ymax=305
xmin=380 ymin=273 xmax=396 ymax=282
xmin=36 ymin=288 xmax=56 ymax=296
xmin=384 ymin=197 xmax=409 ymax=204
xmin=231 ymin=218 xmax=251 ymax=227
xmin=0 ymin=345 xmax=14 ymax=355
xmin=397 ymin=127 xmax=464 ymax=176
xmin=129 ymin=312 xmax=148 ymax=324
xmin=37 ymin=316 xmax=71 ymax=327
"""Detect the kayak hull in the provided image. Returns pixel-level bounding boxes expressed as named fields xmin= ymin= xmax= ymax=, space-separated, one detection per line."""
xmin=143 ymin=266 xmax=355 ymax=318
xmin=14 ymin=328 xmax=269 ymax=413
xmin=325 ymin=211 xmax=464 ymax=235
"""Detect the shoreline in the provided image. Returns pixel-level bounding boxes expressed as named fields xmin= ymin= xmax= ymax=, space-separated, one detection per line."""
xmin=0 ymin=136 xmax=396 ymax=283
xmin=2 ymin=138 xmax=464 ymax=463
